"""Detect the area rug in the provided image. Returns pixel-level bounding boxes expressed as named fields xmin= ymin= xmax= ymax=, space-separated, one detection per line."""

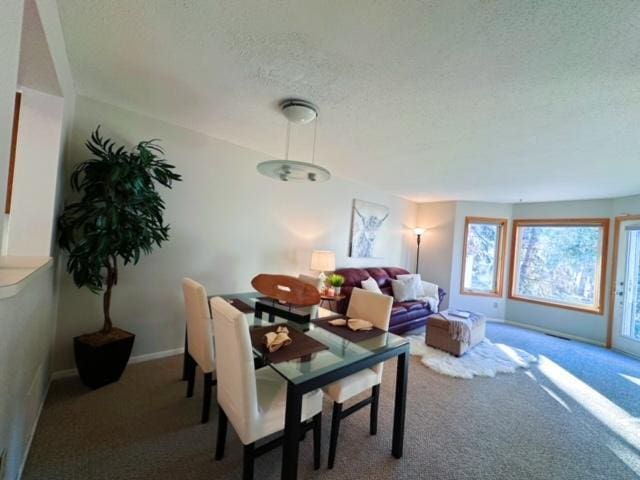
xmin=407 ymin=335 xmax=537 ymax=379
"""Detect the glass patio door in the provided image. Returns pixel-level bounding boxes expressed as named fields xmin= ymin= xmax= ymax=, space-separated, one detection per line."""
xmin=612 ymin=220 xmax=640 ymax=357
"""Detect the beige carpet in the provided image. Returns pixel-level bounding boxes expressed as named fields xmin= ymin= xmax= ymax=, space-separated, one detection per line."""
xmin=23 ymin=324 xmax=640 ymax=479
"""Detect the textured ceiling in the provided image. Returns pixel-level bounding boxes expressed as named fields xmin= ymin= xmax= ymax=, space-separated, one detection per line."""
xmin=19 ymin=0 xmax=61 ymax=96
xmin=57 ymin=0 xmax=640 ymax=202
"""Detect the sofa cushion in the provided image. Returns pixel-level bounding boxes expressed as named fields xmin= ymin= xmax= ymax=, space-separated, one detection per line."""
xmin=391 ymin=305 xmax=408 ymax=316
xmin=398 ymin=300 xmax=426 ymax=312
xmin=365 ymin=267 xmax=391 ymax=287
xmin=336 ymin=268 xmax=371 ymax=287
xmin=384 ymin=267 xmax=411 ymax=279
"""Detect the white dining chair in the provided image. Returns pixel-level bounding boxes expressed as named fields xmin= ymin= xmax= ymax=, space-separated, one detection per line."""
xmin=182 ymin=278 xmax=216 ymax=423
xmin=210 ymin=296 xmax=323 ymax=480
xmin=322 ymin=287 xmax=393 ymax=469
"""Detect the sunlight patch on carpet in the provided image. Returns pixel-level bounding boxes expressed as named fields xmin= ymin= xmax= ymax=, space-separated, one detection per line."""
xmin=539 ymin=355 xmax=640 ymax=450
xmin=407 ymin=336 xmax=537 ymax=379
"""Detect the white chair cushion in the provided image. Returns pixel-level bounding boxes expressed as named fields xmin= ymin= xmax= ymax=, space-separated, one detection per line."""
xmin=323 ymin=367 xmax=380 ymax=404
xmin=253 ymin=366 xmax=324 ymax=441
xmin=360 ymin=276 xmax=382 ymax=294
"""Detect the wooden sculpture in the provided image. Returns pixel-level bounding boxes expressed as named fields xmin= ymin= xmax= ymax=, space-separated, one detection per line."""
xmin=251 ymin=274 xmax=321 ymax=307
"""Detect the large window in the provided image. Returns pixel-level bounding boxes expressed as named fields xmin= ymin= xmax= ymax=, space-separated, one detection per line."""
xmin=509 ymin=219 xmax=609 ymax=314
xmin=461 ymin=217 xmax=507 ymax=296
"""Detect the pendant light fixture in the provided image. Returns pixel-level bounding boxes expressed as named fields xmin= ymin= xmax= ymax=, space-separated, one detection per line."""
xmin=257 ymin=99 xmax=331 ymax=182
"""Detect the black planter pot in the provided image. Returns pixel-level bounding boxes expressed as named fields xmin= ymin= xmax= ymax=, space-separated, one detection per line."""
xmin=74 ymin=329 xmax=135 ymax=389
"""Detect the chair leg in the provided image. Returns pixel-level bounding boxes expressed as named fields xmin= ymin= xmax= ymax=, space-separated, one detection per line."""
xmin=201 ymin=372 xmax=213 ymax=423
xmin=181 ymin=328 xmax=189 ymax=380
xmin=370 ymin=385 xmax=380 ymax=435
xmin=186 ymin=353 xmax=196 ymax=398
xmin=328 ymin=402 xmax=342 ymax=469
xmin=312 ymin=413 xmax=322 ymax=470
xmin=215 ymin=404 xmax=228 ymax=460
xmin=243 ymin=443 xmax=255 ymax=480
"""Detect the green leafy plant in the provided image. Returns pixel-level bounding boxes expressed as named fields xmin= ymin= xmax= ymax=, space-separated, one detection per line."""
xmin=328 ymin=274 xmax=345 ymax=287
xmin=58 ymin=127 xmax=181 ymax=334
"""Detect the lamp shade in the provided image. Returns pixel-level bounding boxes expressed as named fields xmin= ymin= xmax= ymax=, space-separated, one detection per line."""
xmin=310 ymin=250 xmax=335 ymax=272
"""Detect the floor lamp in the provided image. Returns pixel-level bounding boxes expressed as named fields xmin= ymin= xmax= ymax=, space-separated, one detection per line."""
xmin=414 ymin=228 xmax=426 ymax=274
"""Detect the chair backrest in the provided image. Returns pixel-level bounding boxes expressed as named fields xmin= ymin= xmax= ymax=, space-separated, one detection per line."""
xmin=210 ymin=296 xmax=258 ymax=444
xmin=346 ymin=288 xmax=393 ymax=378
xmin=346 ymin=287 xmax=393 ymax=330
xmin=298 ymin=273 xmax=323 ymax=292
xmin=182 ymin=278 xmax=214 ymax=373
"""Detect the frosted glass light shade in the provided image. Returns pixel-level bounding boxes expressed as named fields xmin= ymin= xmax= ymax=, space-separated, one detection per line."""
xmin=310 ymin=250 xmax=335 ymax=272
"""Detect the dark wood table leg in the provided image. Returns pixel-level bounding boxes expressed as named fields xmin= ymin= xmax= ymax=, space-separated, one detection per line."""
xmin=281 ymin=383 xmax=302 ymax=480
xmin=182 ymin=327 xmax=188 ymax=381
xmin=392 ymin=348 xmax=409 ymax=458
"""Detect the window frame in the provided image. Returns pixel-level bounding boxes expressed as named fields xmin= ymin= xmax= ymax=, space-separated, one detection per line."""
xmin=508 ymin=218 xmax=610 ymax=315
xmin=460 ymin=216 xmax=508 ymax=298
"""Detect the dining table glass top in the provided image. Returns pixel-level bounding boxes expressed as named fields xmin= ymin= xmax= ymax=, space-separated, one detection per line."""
xmin=213 ymin=292 xmax=409 ymax=386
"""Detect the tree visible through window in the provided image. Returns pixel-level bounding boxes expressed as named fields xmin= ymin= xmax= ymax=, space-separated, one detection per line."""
xmin=510 ymin=219 xmax=609 ymax=313
xmin=461 ymin=217 xmax=507 ymax=296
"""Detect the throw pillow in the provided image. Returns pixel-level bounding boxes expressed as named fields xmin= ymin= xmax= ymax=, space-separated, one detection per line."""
xmin=391 ymin=278 xmax=417 ymax=302
xmin=396 ymin=274 xmax=425 ymax=297
xmin=361 ymin=276 xmax=382 ymax=294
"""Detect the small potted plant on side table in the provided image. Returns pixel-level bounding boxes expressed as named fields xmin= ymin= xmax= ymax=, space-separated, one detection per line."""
xmin=326 ymin=273 xmax=345 ymax=297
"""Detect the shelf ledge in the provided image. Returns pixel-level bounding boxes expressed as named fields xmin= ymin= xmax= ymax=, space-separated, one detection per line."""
xmin=0 ymin=256 xmax=53 ymax=299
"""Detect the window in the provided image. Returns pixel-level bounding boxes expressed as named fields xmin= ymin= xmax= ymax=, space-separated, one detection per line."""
xmin=509 ymin=219 xmax=609 ymax=314
xmin=461 ymin=217 xmax=507 ymax=296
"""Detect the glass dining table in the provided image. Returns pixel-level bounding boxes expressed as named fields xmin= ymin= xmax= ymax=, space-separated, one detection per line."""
xmin=193 ymin=292 xmax=410 ymax=480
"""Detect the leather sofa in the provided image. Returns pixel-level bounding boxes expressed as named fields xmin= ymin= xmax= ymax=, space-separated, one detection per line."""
xmin=334 ymin=267 xmax=446 ymax=335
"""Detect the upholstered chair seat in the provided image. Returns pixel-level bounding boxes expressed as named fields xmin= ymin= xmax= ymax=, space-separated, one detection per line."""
xmin=323 ymin=368 xmax=380 ymax=404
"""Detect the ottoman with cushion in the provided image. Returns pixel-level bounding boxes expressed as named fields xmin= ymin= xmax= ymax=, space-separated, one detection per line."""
xmin=426 ymin=311 xmax=486 ymax=357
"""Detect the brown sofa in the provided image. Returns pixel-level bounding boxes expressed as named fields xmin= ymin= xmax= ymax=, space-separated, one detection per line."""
xmin=334 ymin=267 xmax=446 ymax=334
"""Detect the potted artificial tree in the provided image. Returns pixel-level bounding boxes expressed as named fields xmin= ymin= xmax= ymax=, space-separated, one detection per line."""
xmin=58 ymin=127 xmax=181 ymax=389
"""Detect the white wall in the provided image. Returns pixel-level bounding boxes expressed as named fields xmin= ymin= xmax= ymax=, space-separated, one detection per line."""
xmin=0 ymin=2 xmax=75 ymax=479
xmin=53 ymin=95 xmax=417 ymax=370
xmin=449 ymin=201 xmax=512 ymax=318
xmin=7 ymin=87 xmax=64 ymax=256
xmin=0 ymin=266 xmax=57 ymax=480
xmin=612 ymin=194 xmax=640 ymax=216
xmin=0 ymin=0 xmax=24 ymax=243
xmin=416 ymin=201 xmax=456 ymax=309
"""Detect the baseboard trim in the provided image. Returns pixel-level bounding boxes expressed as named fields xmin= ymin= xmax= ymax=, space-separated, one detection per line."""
xmin=51 ymin=346 xmax=185 ymax=380
xmin=18 ymin=378 xmax=51 ymax=480
xmin=504 ymin=320 xmax=605 ymax=347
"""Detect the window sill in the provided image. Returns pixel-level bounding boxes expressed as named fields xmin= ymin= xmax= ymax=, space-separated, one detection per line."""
xmin=0 ymin=256 xmax=53 ymax=299
xmin=508 ymin=294 xmax=603 ymax=315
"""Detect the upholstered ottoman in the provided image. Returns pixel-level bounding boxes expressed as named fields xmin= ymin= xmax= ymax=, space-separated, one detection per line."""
xmin=426 ymin=311 xmax=486 ymax=357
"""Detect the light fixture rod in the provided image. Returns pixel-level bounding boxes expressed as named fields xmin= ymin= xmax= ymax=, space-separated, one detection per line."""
xmin=285 ymin=120 xmax=291 ymax=161
xmin=311 ymin=115 xmax=318 ymax=165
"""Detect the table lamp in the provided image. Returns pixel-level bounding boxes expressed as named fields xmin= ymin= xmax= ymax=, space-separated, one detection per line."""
xmin=310 ymin=250 xmax=335 ymax=290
